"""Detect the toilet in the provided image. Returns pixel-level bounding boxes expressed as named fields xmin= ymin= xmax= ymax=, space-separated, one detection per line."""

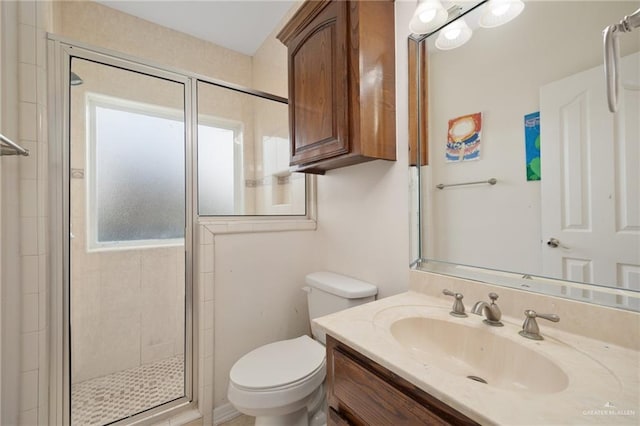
xmin=227 ymin=271 xmax=377 ymax=426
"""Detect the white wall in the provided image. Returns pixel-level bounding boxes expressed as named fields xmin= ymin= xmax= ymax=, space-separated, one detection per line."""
xmin=423 ymin=1 xmax=639 ymax=275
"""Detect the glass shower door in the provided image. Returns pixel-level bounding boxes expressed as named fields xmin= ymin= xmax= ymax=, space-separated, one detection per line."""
xmin=68 ymin=57 xmax=187 ymax=425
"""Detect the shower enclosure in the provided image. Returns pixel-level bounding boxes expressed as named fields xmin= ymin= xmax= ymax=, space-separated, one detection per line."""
xmin=48 ymin=42 xmax=195 ymax=425
xmin=49 ymin=36 xmax=300 ymax=425
xmin=68 ymin=57 xmax=189 ymax=425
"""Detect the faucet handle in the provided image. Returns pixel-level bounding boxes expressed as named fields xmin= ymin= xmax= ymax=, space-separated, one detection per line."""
xmin=488 ymin=292 xmax=499 ymax=304
xmin=533 ymin=311 xmax=560 ymax=323
xmin=519 ymin=310 xmax=560 ymax=340
xmin=442 ymin=289 xmax=467 ymax=318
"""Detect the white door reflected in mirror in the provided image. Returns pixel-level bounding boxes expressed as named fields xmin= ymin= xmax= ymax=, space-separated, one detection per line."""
xmin=541 ymin=52 xmax=640 ymax=302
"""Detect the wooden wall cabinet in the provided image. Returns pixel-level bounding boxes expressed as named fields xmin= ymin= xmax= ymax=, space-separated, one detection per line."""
xmin=277 ymin=0 xmax=396 ymax=174
xmin=326 ymin=335 xmax=479 ymax=426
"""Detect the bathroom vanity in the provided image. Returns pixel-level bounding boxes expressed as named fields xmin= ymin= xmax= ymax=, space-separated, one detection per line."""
xmin=315 ymin=271 xmax=640 ymax=425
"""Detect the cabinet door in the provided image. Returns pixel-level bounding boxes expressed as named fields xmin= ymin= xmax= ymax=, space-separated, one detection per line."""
xmin=326 ymin=336 xmax=479 ymax=426
xmin=288 ymin=0 xmax=349 ymax=166
xmin=332 ymin=348 xmax=449 ymax=425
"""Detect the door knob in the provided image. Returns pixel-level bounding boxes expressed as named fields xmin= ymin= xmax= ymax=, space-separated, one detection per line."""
xmin=547 ymin=238 xmax=568 ymax=249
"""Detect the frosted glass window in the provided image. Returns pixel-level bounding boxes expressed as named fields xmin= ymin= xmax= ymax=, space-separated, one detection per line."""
xmin=197 ymin=80 xmax=307 ymax=216
xmin=89 ymin=101 xmax=185 ymax=248
xmin=198 ymin=124 xmax=242 ymax=215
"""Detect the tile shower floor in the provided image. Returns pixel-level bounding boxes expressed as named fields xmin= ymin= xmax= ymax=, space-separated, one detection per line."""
xmin=71 ymin=355 xmax=184 ymax=426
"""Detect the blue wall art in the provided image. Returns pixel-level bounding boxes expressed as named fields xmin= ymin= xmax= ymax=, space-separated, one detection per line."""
xmin=524 ymin=111 xmax=541 ymax=181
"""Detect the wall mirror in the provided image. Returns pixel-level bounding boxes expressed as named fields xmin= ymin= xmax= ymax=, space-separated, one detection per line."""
xmin=409 ymin=0 xmax=640 ymax=311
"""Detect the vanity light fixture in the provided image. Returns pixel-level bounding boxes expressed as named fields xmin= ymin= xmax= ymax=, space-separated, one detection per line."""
xmin=409 ymin=0 xmax=448 ymax=34
xmin=479 ymin=0 xmax=525 ymax=28
xmin=435 ymin=18 xmax=472 ymax=50
xmin=413 ymin=0 xmax=525 ymax=51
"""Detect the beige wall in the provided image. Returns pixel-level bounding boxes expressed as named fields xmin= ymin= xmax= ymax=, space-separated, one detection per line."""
xmin=1 ymin=1 xmax=53 ymax=424
xmin=53 ymin=0 xmax=252 ymax=88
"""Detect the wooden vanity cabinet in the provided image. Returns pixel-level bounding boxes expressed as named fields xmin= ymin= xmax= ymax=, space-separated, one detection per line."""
xmin=277 ymin=0 xmax=396 ymax=174
xmin=326 ymin=335 xmax=479 ymax=426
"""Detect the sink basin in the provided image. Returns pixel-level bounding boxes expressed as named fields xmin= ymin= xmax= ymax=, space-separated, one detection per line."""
xmin=390 ymin=317 xmax=569 ymax=394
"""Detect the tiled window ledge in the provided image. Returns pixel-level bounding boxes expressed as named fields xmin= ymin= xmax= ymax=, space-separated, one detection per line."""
xmin=199 ymin=217 xmax=317 ymax=235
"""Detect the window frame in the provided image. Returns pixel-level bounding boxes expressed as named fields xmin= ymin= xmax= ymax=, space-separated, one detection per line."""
xmin=85 ymin=92 xmax=186 ymax=252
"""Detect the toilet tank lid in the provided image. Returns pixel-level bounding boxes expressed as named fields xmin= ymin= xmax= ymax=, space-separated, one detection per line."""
xmin=305 ymin=272 xmax=377 ymax=298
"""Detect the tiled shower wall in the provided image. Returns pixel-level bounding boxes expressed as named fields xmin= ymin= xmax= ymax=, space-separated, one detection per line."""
xmin=16 ymin=0 xmax=52 ymax=424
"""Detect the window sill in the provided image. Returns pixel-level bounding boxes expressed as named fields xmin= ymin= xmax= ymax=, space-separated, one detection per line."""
xmin=198 ymin=176 xmax=317 ymax=235
xmin=198 ymin=217 xmax=317 ymax=235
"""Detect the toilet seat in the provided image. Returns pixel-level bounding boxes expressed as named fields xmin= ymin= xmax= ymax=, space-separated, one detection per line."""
xmin=227 ymin=335 xmax=327 ymax=417
xmin=230 ymin=335 xmax=325 ymax=391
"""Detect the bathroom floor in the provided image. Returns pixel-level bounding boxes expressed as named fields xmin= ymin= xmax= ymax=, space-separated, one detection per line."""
xmin=71 ymin=355 xmax=184 ymax=426
xmin=220 ymin=415 xmax=255 ymax=425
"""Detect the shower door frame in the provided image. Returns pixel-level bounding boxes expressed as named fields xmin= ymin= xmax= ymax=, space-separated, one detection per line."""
xmin=48 ymin=36 xmax=197 ymax=426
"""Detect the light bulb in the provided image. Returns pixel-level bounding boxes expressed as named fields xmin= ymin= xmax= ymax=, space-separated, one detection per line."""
xmin=492 ymin=4 xmax=510 ymax=16
xmin=479 ymin=0 xmax=525 ymax=28
xmin=419 ymin=9 xmax=437 ymax=23
xmin=409 ymin=0 xmax=448 ymax=34
xmin=435 ymin=18 xmax=472 ymax=50
xmin=444 ymin=28 xmax=461 ymax=40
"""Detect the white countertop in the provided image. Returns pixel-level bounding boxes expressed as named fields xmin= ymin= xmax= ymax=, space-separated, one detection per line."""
xmin=313 ymin=291 xmax=639 ymax=425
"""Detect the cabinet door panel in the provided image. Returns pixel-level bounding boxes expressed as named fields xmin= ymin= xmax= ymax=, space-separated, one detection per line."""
xmin=288 ymin=1 xmax=349 ymax=165
xmin=332 ymin=348 xmax=448 ymax=425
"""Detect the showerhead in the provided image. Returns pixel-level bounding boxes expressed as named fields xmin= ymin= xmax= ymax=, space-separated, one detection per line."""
xmin=70 ymin=71 xmax=83 ymax=86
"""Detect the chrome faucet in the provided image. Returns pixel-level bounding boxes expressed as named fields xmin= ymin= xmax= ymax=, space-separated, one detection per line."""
xmin=443 ymin=289 xmax=467 ymax=317
xmin=519 ymin=310 xmax=560 ymax=340
xmin=471 ymin=292 xmax=503 ymax=326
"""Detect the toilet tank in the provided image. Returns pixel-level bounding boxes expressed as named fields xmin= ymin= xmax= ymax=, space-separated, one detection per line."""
xmin=304 ymin=272 xmax=377 ymax=344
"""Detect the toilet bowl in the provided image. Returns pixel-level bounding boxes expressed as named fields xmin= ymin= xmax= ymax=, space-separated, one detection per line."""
xmin=228 ymin=336 xmax=326 ymax=426
xmin=227 ymin=272 xmax=377 ymax=426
